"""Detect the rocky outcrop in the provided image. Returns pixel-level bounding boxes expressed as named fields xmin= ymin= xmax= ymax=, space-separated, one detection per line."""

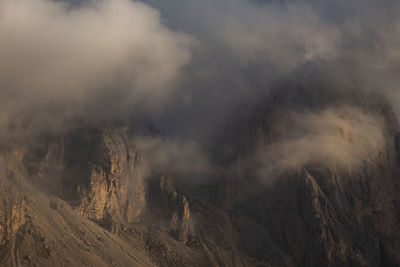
xmin=217 ymin=86 xmax=400 ymax=266
xmin=2 ymin=86 xmax=400 ymax=266
xmin=21 ymin=127 xmax=148 ymax=231
xmin=0 ymin=148 xmax=26 ymax=248
xmin=61 ymin=128 xmax=146 ymax=231
xmin=0 ymin=182 xmax=24 ymax=247
xmin=0 ymin=189 xmax=155 ymax=267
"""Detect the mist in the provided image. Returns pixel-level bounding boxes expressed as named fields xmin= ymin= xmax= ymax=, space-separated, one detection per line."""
xmin=1 ymin=0 xmax=400 ymax=182
xmin=134 ymin=136 xmax=215 ymax=182
xmin=0 ymin=0 xmax=194 ymax=139
xmin=255 ymin=107 xmax=386 ymax=181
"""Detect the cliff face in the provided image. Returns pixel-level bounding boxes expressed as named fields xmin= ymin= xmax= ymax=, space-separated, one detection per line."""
xmin=61 ymin=128 xmax=147 ymax=230
xmin=220 ymin=86 xmax=400 ymax=266
xmin=20 ymin=128 xmax=147 ymax=230
xmin=0 ymin=179 xmax=24 ymax=248
xmin=0 ymin=147 xmax=27 ymax=248
xmin=1 ymin=88 xmax=400 ymax=266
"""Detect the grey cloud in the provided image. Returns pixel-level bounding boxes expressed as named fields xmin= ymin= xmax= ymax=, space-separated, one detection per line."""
xmin=0 ymin=0 xmax=194 ymax=133
xmin=134 ymin=136 xmax=214 ymax=182
xmin=1 ymin=0 xmax=400 ymax=182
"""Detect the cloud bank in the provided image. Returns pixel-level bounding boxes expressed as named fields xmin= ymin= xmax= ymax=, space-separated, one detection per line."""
xmin=1 ymin=0 xmax=400 ymax=181
xmin=255 ymin=107 xmax=386 ymax=180
xmin=0 ymin=0 xmax=193 ymax=137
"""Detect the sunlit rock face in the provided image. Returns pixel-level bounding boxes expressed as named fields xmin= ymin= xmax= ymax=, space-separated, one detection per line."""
xmin=20 ymin=127 xmax=148 ymax=231
xmin=61 ymin=128 xmax=147 ymax=230
xmin=0 ymin=182 xmax=24 ymax=247
xmin=0 ymin=147 xmax=29 ymax=247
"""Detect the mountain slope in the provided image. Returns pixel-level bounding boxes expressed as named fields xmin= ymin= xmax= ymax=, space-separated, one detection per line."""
xmin=1 ymin=87 xmax=400 ymax=266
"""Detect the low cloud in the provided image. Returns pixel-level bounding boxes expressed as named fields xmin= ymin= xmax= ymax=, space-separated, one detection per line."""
xmin=1 ymin=0 xmax=399 ymax=186
xmin=134 ymin=136 xmax=214 ymax=182
xmin=256 ymin=107 xmax=386 ymax=180
xmin=0 ymin=0 xmax=194 ymax=134
xmin=215 ymin=1 xmax=341 ymax=71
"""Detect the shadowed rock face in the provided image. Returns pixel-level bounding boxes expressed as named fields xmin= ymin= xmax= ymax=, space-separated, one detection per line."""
xmin=218 ymin=85 xmax=400 ymax=266
xmin=1 ymin=87 xmax=400 ymax=266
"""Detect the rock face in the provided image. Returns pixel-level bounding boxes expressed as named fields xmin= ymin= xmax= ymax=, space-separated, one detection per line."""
xmin=61 ymin=128 xmax=147 ymax=231
xmin=0 ymin=189 xmax=156 ymax=267
xmin=0 ymin=147 xmax=27 ymax=248
xmin=1 ymin=87 xmax=400 ymax=266
xmin=221 ymin=86 xmax=400 ymax=266
xmin=0 ymin=180 xmax=24 ymax=247
xmin=20 ymin=127 xmax=147 ymax=231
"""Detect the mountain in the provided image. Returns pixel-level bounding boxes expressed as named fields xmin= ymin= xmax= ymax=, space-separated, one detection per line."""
xmin=1 ymin=86 xmax=400 ymax=267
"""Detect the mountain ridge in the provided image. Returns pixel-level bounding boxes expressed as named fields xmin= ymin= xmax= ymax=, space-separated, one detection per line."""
xmin=1 ymin=88 xmax=400 ymax=266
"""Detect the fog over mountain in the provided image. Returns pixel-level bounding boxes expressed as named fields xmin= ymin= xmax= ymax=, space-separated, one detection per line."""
xmin=1 ymin=0 xmax=400 ymax=137
xmin=1 ymin=0 xmax=400 ymax=266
